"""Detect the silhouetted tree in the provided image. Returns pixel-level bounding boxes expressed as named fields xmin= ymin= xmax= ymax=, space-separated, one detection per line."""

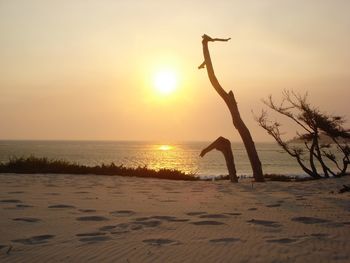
xmin=257 ymin=90 xmax=350 ymax=178
xmin=199 ymin=34 xmax=264 ymax=182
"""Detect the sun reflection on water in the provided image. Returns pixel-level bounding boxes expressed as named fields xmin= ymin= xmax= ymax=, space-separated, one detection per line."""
xmin=158 ymin=145 xmax=173 ymax=151
xmin=144 ymin=143 xmax=197 ymax=174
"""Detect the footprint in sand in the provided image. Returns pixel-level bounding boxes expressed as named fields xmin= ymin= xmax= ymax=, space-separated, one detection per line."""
xmin=143 ymin=239 xmax=178 ymax=246
xmin=133 ymin=220 xmax=162 ymax=227
xmin=48 ymin=204 xmax=76 ymax=209
xmin=199 ymin=214 xmax=229 ymax=219
xmin=139 ymin=215 xmax=190 ymax=223
xmin=76 ymin=216 xmax=109 ymax=222
xmin=76 ymin=232 xmax=107 ymax=239
xmin=113 ymin=223 xmax=134 ymax=233
xmin=110 ymin=210 xmax=135 ymax=217
xmin=12 ymin=235 xmax=55 ymax=245
xmin=186 ymin=212 xmax=207 ymax=216
xmin=247 ymin=219 xmax=282 ymax=228
xmin=266 ymin=204 xmax=281 ymax=208
xmin=225 ymin=212 xmax=242 ymax=216
xmin=134 ymin=217 xmax=150 ymax=222
xmin=152 ymin=216 xmax=188 ymax=222
xmin=100 ymin=222 xmax=141 ymax=234
xmin=13 ymin=217 xmax=41 ymax=223
xmin=79 ymin=236 xmax=112 ymax=243
xmin=99 ymin=225 xmax=117 ymax=231
xmin=130 ymin=225 xmax=143 ymax=231
xmin=151 ymin=215 xmax=177 ymax=221
xmin=76 ymin=232 xmax=111 ymax=243
xmin=16 ymin=204 xmax=34 ymax=208
xmin=79 ymin=209 xmax=96 ymax=213
xmin=192 ymin=221 xmax=225 ymax=226
xmin=209 ymin=238 xmax=240 ymax=243
xmin=101 ymin=223 xmax=129 ymax=231
xmin=295 ymin=195 xmax=307 ymax=200
xmin=168 ymin=218 xmax=190 ymax=222
xmin=0 ymin=199 xmax=22 ymax=203
xmin=266 ymin=238 xmax=297 ymax=244
xmin=291 ymin=216 xmax=329 ymax=224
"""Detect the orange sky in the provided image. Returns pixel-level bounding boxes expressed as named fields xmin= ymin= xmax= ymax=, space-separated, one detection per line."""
xmin=0 ymin=0 xmax=349 ymax=142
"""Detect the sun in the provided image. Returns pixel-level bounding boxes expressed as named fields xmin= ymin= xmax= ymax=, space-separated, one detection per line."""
xmin=153 ymin=70 xmax=178 ymax=95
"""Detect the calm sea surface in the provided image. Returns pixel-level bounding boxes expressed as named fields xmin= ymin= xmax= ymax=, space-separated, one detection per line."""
xmin=0 ymin=140 xmax=305 ymax=178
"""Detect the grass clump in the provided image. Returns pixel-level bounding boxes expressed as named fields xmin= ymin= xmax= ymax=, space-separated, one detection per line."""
xmin=0 ymin=156 xmax=197 ymax=181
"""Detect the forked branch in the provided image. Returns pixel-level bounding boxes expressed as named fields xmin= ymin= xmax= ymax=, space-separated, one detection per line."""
xmin=200 ymin=136 xmax=238 ymax=182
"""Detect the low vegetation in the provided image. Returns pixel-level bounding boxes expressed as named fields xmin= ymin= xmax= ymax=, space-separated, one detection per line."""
xmin=1 ymin=156 xmax=346 ymax=182
xmin=0 ymin=156 xmax=197 ymax=181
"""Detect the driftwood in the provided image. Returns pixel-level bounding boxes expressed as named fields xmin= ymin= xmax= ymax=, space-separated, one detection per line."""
xmin=199 ymin=34 xmax=264 ymax=182
xmin=200 ymin=137 xmax=238 ymax=182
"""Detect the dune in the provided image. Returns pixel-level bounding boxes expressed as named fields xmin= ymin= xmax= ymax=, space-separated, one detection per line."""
xmin=0 ymin=173 xmax=349 ymax=262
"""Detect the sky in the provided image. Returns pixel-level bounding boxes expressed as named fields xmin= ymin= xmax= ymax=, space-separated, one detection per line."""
xmin=0 ymin=0 xmax=349 ymax=142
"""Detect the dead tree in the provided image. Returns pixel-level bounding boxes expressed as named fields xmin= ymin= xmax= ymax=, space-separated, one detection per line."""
xmin=199 ymin=34 xmax=264 ymax=182
xmin=200 ymin=136 xmax=238 ymax=182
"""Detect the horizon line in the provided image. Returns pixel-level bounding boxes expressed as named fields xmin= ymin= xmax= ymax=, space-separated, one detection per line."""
xmin=0 ymin=138 xmax=276 ymax=143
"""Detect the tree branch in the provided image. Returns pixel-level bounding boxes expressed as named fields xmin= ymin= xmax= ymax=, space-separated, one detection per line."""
xmin=198 ymin=35 xmax=230 ymax=69
xmin=200 ymin=136 xmax=238 ymax=182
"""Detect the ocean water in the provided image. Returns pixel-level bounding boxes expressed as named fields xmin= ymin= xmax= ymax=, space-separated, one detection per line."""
xmin=0 ymin=140 xmax=305 ymax=178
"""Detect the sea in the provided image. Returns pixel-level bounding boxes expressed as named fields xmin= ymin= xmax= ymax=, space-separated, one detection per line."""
xmin=0 ymin=140 xmax=306 ymax=178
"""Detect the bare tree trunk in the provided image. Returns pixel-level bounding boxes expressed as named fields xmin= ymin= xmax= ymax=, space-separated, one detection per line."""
xmin=200 ymin=136 xmax=238 ymax=182
xmin=199 ymin=34 xmax=264 ymax=182
xmin=314 ymin=136 xmax=330 ymax=177
xmin=309 ymin=135 xmax=318 ymax=176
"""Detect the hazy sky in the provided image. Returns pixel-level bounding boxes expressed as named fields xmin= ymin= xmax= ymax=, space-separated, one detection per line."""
xmin=1 ymin=0 xmax=349 ymax=142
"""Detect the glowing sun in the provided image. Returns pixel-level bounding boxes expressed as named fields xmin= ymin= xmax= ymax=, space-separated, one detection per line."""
xmin=153 ymin=70 xmax=178 ymax=95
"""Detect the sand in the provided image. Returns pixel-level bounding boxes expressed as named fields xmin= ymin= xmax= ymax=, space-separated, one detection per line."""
xmin=0 ymin=173 xmax=349 ymax=263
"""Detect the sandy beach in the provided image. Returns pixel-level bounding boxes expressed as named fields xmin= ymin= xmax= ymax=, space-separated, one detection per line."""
xmin=0 ymin=174 xmax=349 ymax=262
